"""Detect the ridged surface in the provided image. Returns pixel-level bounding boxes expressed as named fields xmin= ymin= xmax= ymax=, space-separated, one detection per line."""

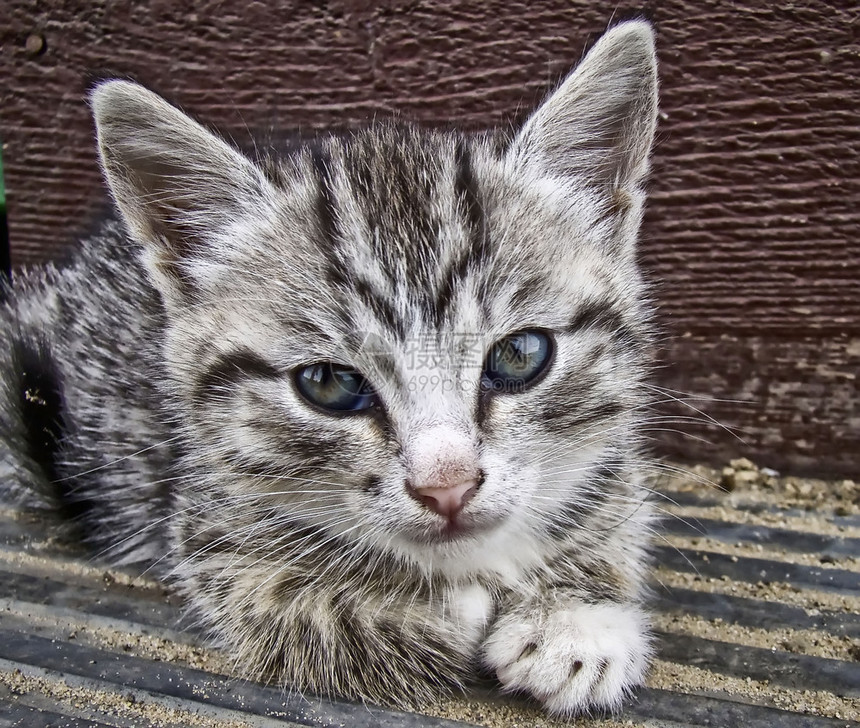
xmin=1 ymin=470 xmax=858 ymax=727
xmin=1 ymin=0 xmax=858 ymax=472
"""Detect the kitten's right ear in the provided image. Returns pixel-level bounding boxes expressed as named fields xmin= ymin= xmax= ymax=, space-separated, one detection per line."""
xmin=91 ymin=81 xmax=275 ymax=302
xmin=508 ymin=21 xmax=658 ymax=201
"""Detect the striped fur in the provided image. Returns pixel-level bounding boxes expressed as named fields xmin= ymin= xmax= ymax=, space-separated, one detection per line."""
xmin=0 ymin=21 xmax=660 ymax=715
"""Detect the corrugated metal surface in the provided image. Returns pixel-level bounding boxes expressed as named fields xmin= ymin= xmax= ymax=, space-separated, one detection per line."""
xmin=1 ymin=469 xmax=858 ymax=728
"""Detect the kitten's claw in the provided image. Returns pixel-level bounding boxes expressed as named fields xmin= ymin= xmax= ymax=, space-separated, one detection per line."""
xmin=482 ymin=602 xmax=652 ymax=716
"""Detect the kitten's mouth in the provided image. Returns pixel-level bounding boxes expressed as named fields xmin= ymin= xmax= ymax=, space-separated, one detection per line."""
xmin=412 ymin=514 xmax=496 ymax=545
xmin=437 ymin=519 xmax=473 ymax=541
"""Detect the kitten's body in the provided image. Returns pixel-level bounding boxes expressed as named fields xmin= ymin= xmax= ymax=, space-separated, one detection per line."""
xmin=1 ymin=226 xmax=173 ymax=560
xmin=0 ymin=22 xmax=659 ymax=715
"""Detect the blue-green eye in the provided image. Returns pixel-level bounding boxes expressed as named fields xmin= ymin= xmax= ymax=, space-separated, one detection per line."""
xmin=294 ymin=363 xmax=376 ymax=413
xmin=483 ymin=330 xmax=554 ymax=392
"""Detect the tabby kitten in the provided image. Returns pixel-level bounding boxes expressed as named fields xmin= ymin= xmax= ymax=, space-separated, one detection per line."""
xmin=0 ymin=21 xmax=659 ymax=716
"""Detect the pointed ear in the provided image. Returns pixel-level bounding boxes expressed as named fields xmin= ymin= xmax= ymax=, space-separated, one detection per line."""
xmin=509 ymin=21 xmax=658 ymax=196
xmin=91 ymin=80 xmax=275 ymax=300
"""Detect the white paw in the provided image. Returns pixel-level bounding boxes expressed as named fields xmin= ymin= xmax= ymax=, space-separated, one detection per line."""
xmin=482 ymin=601 xmax=652 ymax=716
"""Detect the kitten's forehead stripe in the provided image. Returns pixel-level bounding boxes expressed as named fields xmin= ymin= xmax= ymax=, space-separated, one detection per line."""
xmin=308 ymin=144 xmax=339 ymax=252
xmin=294 ymin=128 xmax=507 ymax=343
xmin=353 ymin=276 xmax=407 ymax=342
xmin=332 ymin=127 xmax=481 ymax=333
xmin=454 ymin=138 xmax=484 ymax=245
xmin=306 ymin=144 xmax=356 ymax=294
xmin=429 ymin=137 xmax=492 ymax=328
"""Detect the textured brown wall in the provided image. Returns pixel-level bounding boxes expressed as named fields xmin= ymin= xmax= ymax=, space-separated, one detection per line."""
xmin=1 ymin=1 xmax=858 ymax=475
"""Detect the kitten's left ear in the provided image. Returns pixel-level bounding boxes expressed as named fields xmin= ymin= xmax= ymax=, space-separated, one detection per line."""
xmin=91 ymin=80 xmax=277 ymax=304
xmin=509 ymin=21 xmax=658 ymax=197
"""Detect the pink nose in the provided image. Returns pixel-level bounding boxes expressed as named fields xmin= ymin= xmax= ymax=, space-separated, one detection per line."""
xmin=410 ymin=478 xmax=479 ymax=519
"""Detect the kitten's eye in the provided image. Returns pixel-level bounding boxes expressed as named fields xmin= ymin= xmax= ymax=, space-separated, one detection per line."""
xmin=294 ymin=363 xmax=377 ymax=413
xmin=483 ymin=330 xmax=554 ymax=392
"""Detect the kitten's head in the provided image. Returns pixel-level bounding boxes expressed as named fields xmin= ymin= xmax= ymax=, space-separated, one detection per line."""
xmin=92 ymin=21 xmax=658 ymax=572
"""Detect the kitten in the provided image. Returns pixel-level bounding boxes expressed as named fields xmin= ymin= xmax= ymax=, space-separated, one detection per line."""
xmin=0 ymin=20 xmax=659 ymax=716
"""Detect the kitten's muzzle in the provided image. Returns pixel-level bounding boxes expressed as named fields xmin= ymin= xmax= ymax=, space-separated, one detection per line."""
xmin=408 ymin=477 xmax=481 ymax=520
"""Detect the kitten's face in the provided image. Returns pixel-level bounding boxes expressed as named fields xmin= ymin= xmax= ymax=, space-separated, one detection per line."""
xmin=92 ymin=27 xmax=657 ymax=568
xmin=157 ymin=130 xmax=650 ymax=563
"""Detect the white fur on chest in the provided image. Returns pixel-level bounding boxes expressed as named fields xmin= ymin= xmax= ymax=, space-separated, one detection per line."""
xmin=444 ymin=583 xmax=494 ymax=637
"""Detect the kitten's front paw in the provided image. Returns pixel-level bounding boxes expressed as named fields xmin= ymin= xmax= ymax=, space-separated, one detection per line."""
xmin=482 ymin=601 xmax=652 ymax=716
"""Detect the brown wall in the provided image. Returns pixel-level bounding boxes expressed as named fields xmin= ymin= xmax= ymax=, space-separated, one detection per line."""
xmin=1 ymin=1 xmax=858 ymax=475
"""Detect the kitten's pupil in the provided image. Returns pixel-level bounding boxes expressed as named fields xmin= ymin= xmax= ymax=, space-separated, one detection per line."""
xmin=295 ymin=363 xmax=376 ymax=413
xmin=484 ymin=330 xmax=553 ymax=391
